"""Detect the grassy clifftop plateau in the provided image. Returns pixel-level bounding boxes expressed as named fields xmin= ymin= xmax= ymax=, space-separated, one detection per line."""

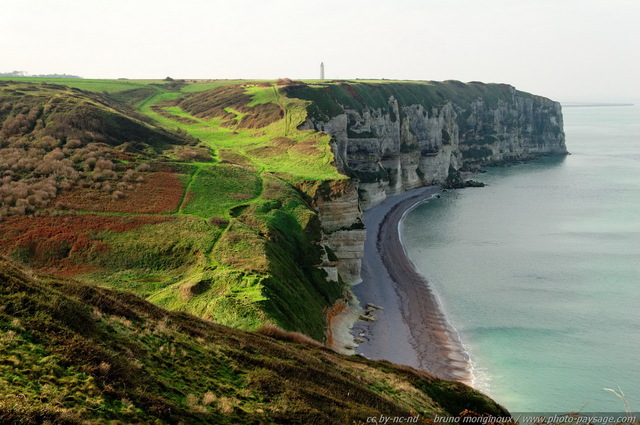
xmin=0 ymin=257 xmax=508 ymax=423
xmin=285 ymin=79 xmax=529 ymax=122
xmin=0 ymin=78 xmax=346 ymax=341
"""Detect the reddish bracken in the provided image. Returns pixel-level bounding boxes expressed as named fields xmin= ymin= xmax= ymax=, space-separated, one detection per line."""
xmin=0 ymin=214 xmax=170 ymax=274
xmin=55 ymin=171 xmax=185 ymax=214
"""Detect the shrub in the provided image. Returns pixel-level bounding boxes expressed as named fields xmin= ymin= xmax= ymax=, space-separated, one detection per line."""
xmin=64 ymin=138 xmax=83 ymax=149
xmin=136 ymin=163 xmax=151 ymax=172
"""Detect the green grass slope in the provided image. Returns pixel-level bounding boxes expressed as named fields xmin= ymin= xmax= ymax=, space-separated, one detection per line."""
xmin=0 ymin=78 xmax=347 ymax=342
xmin=0 ymin=257 xmax=509 ymax=424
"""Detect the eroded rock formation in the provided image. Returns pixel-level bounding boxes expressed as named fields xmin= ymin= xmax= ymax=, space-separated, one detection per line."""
xmin=296 ymin=81 xmax=566 ymax=283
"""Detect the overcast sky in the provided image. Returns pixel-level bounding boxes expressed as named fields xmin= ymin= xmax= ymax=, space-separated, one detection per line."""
xmin=2 ymin=0 xmax=639 ymax=102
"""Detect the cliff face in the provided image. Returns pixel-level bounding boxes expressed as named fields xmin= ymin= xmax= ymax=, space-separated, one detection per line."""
xmin=295 ymin=81 xmax=566 ymax=209
xmin=306 ymin=180 xmax=366 ymax=284
xmin=305 ymin=101 xmax=462 ymax=209
xmin=458 ymin=92 xmax=566 ymax=168
xmin=289 ymin=81 xmax=566 ymax=282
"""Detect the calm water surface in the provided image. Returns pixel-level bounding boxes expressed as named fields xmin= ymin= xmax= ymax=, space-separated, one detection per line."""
xmin=401 ymin=105 xmax=640 ymax=412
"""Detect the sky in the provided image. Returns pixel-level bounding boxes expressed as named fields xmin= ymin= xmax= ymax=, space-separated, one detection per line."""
xmin=2 ymin=0 xmax=639 ymax=102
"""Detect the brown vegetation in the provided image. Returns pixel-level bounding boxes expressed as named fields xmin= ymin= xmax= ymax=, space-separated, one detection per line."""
xmin=275 ymin=78 xmax=306 ymax=87
xmin=180 ymin=85 xmax=249 ymax=121
xmin=246 ymin=137 xmax=296 ymax=158
xmin=0 ymin=83 xmax=195 ymax=221
xmin=291 ymin=137 xmax=323 ymax=156
xmin=174 ymin=146 xmax=212 ymax=162
xmin=217 ymin=148 xmax=258 ymax=170
xmin=0 ymin=138 xmax=157 ymax=219
xmin=55 ymin=169 xmax=186 ymax=214
xmin=237 ymin=103 xmax=283 ymax=129
xmin=0 ymin=214 xmax=169 ymax=274
xmin=180 ymin=85 xmax=284 ymax=129
xmin=150 ymin=104 xmax=199 ymax=124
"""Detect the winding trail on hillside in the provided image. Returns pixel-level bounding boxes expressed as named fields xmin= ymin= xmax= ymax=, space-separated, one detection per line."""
xmin=272 ymin=86 xmax=289 ymax=137
xmin=177 ymin=164 xmax=202 ymax=213
xmin=351 ymin=186 xmax=472 ymax=383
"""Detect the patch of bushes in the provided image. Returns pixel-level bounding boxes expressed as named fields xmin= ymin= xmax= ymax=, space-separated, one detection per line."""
xmin=0 ymin=83 xmax=195 ymax=221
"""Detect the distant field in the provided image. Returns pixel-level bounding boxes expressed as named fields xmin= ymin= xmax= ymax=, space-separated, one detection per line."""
xmin=179 ymin=79 xmax=258 ymax=93
xmin=0 ymin=77 xmax=165 ymax=93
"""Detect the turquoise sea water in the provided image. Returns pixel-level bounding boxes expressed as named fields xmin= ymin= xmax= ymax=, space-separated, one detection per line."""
xmin=401 ymin=105 xmax=640 ymax=412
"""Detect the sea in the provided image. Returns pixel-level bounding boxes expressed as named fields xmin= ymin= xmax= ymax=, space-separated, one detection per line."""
xmin=400 ymin=104 xmax=640 ymax=413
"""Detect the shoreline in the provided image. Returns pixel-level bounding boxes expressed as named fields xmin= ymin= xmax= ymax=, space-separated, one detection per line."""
xmin=347 ymin=186 xmax=472 ymax=383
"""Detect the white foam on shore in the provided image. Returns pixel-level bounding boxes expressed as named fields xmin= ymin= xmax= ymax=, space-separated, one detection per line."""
xmin=469 ymin=359 xmax=492 ymax=393
xmin=397 ymin=192 xmax=479 ymax=388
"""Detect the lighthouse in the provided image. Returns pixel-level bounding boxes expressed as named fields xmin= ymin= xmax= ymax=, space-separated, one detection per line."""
xmin=320 ymin=62 xmax=325 ymax=80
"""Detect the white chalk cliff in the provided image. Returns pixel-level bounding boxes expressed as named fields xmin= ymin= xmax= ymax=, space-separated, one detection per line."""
xmin=292 ymin=81 xmax=567 ymax=282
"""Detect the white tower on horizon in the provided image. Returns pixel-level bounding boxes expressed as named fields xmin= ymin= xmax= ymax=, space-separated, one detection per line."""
xmin=320 ymin=62 xmax=325 ymax=80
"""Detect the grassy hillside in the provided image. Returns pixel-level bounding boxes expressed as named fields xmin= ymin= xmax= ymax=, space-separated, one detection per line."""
xmin=0 ymin=257 xmax=509 ymax=424
xmin=1 ymin=77 xmax=547 ymax=343
xmin=0 ymin=78 xmax=346 ymax=341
